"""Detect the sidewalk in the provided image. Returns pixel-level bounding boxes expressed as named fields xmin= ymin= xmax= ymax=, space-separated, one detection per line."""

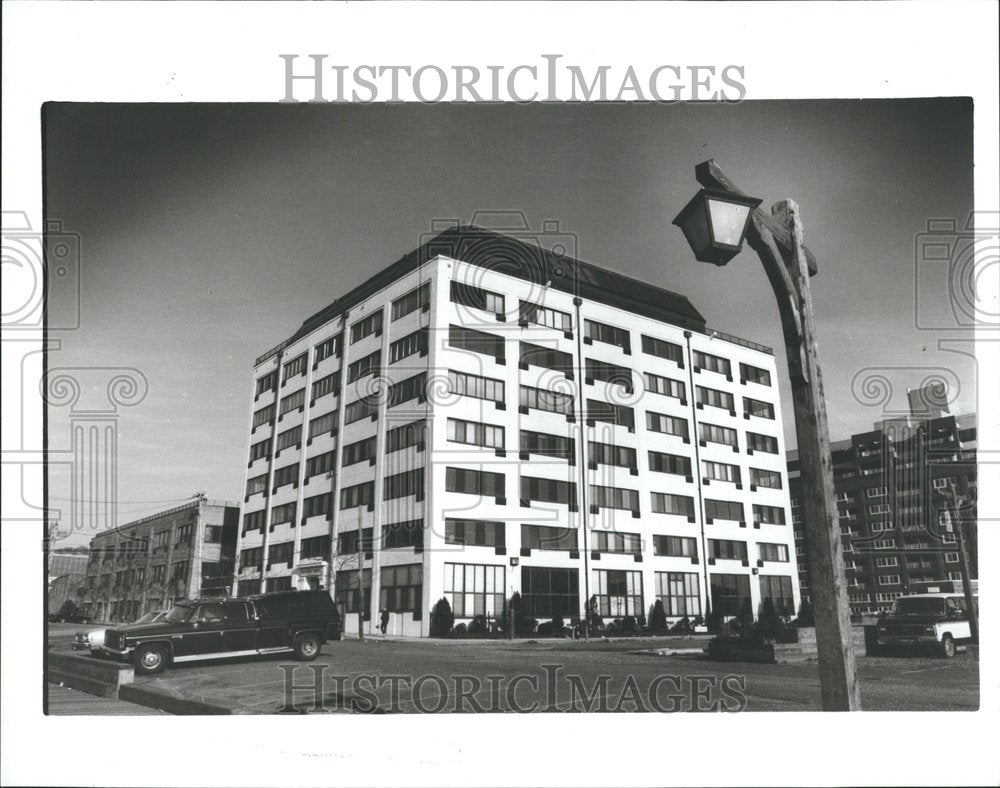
xmin=46 ymin=682 xmax=169 ymax=715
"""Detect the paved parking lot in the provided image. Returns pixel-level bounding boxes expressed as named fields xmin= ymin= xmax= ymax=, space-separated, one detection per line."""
xmin=98 ymin=635 xmax=980 ymax=714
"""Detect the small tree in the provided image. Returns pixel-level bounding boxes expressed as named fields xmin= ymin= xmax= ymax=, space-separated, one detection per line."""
xmin=649 ymin=600 xmax=668 ymax=633
xmin=550 ymin=615 xmax=565 ymax=634
xmin=586 ymin=594 xmax=604 ymax=633
xmin=796 ymin=599 xmax=815 ymax=628
xmin=758 ymin=598 xmax=781 ymax=641
xmin=468 ymin=614 xmax=488 ymax=636
xmin=735 ymin=597 xmax=755 ymax=640
xmin=57 ymin=599 xmax=79 ymax=619
xmin=621 ymin=615 xmax=638 ymax=634
xmin=706 ymin=604 xmax=724 ymax=634
xmin=430 ymin=597 xmax=454 ymax=637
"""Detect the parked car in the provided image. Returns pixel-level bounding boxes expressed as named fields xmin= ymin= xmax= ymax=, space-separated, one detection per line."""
xmin=73 ymin=610 xmax=168 ymax=655
xmin=50 ymin=611 xmax=91 ymax=624
xmin=876 ymin=592 xmax=978 ymax=657
xmin=100 ymin=591 xmax=341 ymax=675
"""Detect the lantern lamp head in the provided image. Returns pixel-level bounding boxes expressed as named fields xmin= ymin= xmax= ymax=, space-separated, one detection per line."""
xmin=672 ymin=188 xmax=763 ymax=265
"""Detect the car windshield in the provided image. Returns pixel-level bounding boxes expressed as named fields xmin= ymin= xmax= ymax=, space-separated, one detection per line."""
xmin=134 ymin=611 xmax=163 ymax=624
xmin=163 ymin=604 xmax=195 ymax=624
xmin=891 ymin=597 xmax=945 ymax=616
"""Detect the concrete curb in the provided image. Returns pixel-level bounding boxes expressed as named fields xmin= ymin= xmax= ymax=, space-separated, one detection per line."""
xmin=47 ymin=652 xmax=134 ymax=698
xmin=118 ymin=685 xmax=233 ymax=715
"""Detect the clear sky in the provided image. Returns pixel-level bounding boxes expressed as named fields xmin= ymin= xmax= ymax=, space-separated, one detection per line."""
xmin=43 ymin=99 xmax=975 ymax=545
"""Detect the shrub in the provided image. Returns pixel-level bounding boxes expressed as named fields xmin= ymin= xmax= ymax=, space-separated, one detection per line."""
xmin=621 ymin=615 xmax=638 ymax=634
xmin=453 ymin=622 xmax=468 ymax=637
xmin=430 ymin=597 xmax=454 ymax=637
xmin=536 ymin=620 xmax=554 ymax=636
xmin=669 ymin=616 xmax=693 ymax=634
xmin=649 ymin=600 xmax=668 ymax=633
xmin=706 ymin=605 xmax=724 ymax=634
xmin=468 ymin=615 xmax=488 ymax=636
xmin=758 ymin=598 xmax=781 ymax=640
xmin=795 ymin=599 xmax=815 ymax=628
xmin=690 ymin=615 xmax=704 ymax=628
xmin=586 ymin=595 xmax=604 ymax=633
xmin=550 ymin=615 xmax=565 ymax=633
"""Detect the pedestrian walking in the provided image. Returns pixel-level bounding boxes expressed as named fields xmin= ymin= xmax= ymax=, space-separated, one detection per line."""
xmin=380 ymin=608 xmax=389 ymax=636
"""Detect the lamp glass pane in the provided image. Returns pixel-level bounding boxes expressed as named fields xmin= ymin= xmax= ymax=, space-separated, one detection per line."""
xmin=708 ymin=199 xmax=751 ymax=246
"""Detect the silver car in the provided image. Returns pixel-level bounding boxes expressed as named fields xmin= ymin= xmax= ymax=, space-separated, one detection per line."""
xmin=73 ymin=610 xmax=168 ymax=655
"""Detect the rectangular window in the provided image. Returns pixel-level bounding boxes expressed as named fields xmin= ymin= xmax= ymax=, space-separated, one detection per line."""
xmin=641 ymin=335 xmax=683 ymax=364
xmin=342 ymin=435 xmax=377 ymax=467
xmin=651 ymin=492 xmax=696 ymax=517
xmin=521 ymin=567 xmax=579 ymax=618
xmin=697 ymin=385 xmax=735 ymax=411
xmin=300 ymin=535 xmax=331 ymax=560
xmin=249 ymin=438 xmax=271 ymax=463
xmin=592 ymin=569 xmax=644 ymax=617
xmin=653 ymin=535 xmax=698 ymax=558
xmin=878 ymin=574 xmax=901 ymax=586
xmin=339 ymin=481 xmax=375 ymax=510
xmin=753 ymin=505 xmax=786 ymax=525
xmin=245 ymin=474 xmax=268 ymax=497
xmin=646 ymin=411 xmax=689 ymax=439
xmin=383 ymin=519 xmax=424 ymax=549
xmin=586 ymin=359 xmax=633 ymax=393
xmin=649 ymin=450 xmax=692 ymax=477
xmin=759 ymin=575 xmax=795 ymax=616
xmin=447 ymin=417 xmax=505 ymax=449
xmin=344 ymin=394 xmax=378 ymax=425
xmin=172 ymin=560 xmax=190 ymax=581
xmin=750 ymin=467 xmax=782 ymax=489
xmin=315 ymin=333 xmax=343 ymax=364
xmin=380 ymin=564 xmax=423 ymax=613
xmin=242 ymin=510 xmax=265 ymax=534
xmin=303 ymin=492 xmax=332 ymax=519
xmin=389 ymin=328 xmax=428 ymax=364
xmin=709 ymin=539 xmax=748 ymax=561
xmin=203 ymin=526 xmax=222 ymax=544
xmin=520 ymin=341 xmax=573 ymax=376
xmin=710 ymin=573 xmax=752 ymax=616
xmin=876 ymin=557 xmax=899 ymax=568
xmin=589 ymin=441 xmax=637 ymax=471
xmin=645 ymin=372 xmax=685 ymax=400
xmin=312 ymin=371 xmax=341 ymax=402
xmin=866 ymin=486 xmax=887 ymax=498
xmin=585 ymin=319 xmax=630 ymax=352
xmin=693 ymin=350 xmax=731 ymax=377
xmin=446 ymin=467 xmax=505 ymax=498
xmin=739 ymin=362 xmax=772 ymax=386
xmin=334 ymin=568 xmax=372 ymax=614
xmin=387 ymin=372 xmax=427 ymax=408
xmin=252 ymin=404 xmax=275 ymax=429
xmin=445 ymin=518 xmax=506 ymax=547
xmin=703 ymin=460 xmax=741 ymax=484
xmin=591 ymin=530 xmax=642 ymax=555
xmin=391 ymin=282 xmax=430 ymax=321
xmin=273 ymin=463 xmax=297 ymax=489
xmin=282 ymin=354 xmax=307 ymax=383
xmin=450 ymin=280 xmax=504 ymax=315
xmin=868 ymin=503 xmax=890 ymax=515
xmin=521 ymin=524 xmax=577 ymax=552
xmin=276 ymin=426 xmax=302 ymax=453
xmin=308 ymin=411 xmax=337 ymax=440
xmin=347 ymin=350 xmax=381 ymax=383
xmin=758 ymin=543 xmax=789 ymax=562
xmin=520 ymin=429 xmax=574 ymax=461
xmin=151 ymin=565 xmax=165 ymax=583
xmin=656 ymin=572 xmax=701 ymax=617
xmin=700 ymin=422 xmax=738 ymax=448
xmin=444 ymin=563 xmax=505 ymax=618
xmin=448 ymin=369 xmax=505 ymax=404
xmin=386 ymin=419 xmax=425 ymax=454
xmin=589 ymin=484 xmax=640 ymax=513
xmin=448 ymin=324 xmax=505 ymax=362
xmin=521 ymin=385 xmax=574 ymax=416
xmin=255 ymin=370 xmax=277 ymax=397
xmin=240 ymin=546 xmax=263 ymax=569
xmin=705 ymin=498 xmax=744 ymax=523
xmin=519 ymin=301 xmax=572 ymax=332
xmin=337 ymin=528 xmax=374 ymax=555
xmin=271 ymin=502 xmax=296 ymax=525
xmin=350 ymin=310 xmax=383 ymax=344
xmin=747 ymin=432 xmax=778 ymax=454
xmin=521 ymin=475 xmax=576 ymax=506
xmin=587 ymin=399 xmax=635 ymax=431
xmin=384 ymin=468 xmax=424 ymax=500
xmin=743 ymin=397 xmax=775 ymax=420
xmin=279 ymin=389 xmax=305 ymax=416
xmin=175 ymin=524 xmax=192 ymax=545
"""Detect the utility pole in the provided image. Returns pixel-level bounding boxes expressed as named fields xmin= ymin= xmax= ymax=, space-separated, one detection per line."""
xmin=693 ymin=160 xmax=860 ymax=711
xmin=935 ymin=481 xmax=979 ymax=642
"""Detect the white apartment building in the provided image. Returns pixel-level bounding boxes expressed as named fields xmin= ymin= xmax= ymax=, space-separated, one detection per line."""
xmin=235 ymin=226 xmax=800 ymax=636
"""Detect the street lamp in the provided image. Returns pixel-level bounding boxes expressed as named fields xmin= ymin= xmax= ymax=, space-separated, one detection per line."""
xmin=672 ymin=189 xmax=762 ymax=265
xmin=672 ymin=160 xmax=860 ymax=711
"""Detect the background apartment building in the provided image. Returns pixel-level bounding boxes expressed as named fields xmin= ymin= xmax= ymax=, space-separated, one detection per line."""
xmin=80 ymin=498 xmax=240 ymax=622
xmin=789 ymin=387 xmax=977 ymax=619
xmin=236 ymin=226 xmax=800 ymax=636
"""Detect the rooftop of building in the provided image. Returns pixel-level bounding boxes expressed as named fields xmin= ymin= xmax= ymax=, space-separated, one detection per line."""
xmin=87 ymin=499 xmax=240 ymax=544
xmin=256 ymin=225 xmax=775 ymax=365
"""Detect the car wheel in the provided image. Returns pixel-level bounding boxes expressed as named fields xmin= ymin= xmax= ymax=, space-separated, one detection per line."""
xmin=293 ymin=633 xmax=321 ymax=661
xmin=940 ymin=635 xmax=956 ymax=658
xmin=134 ymin=644 xmax=168 ymax=675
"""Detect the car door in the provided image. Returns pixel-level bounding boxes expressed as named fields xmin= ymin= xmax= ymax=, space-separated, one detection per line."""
xmin=222 ymin=601 xmax=258 ymax=653
xmin=255 ymin=596 xmax=290 ymax=649
xmin=174 ymin=603 xmax=226 ymax=657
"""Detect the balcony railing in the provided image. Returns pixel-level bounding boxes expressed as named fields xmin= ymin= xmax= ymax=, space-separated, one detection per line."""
xmin=701 ymin=327 xmax=773 ymax=356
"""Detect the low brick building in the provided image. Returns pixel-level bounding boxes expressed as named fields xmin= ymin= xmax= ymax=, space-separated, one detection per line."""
xmin=80 ymin=499 xmax=240 ymax=623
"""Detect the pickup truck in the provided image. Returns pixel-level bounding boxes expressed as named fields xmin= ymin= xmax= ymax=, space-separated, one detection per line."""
xmin=101 ymin=590 xmax=341 ymax=674
xmin=876 ymin=592 xmax=978 ymax=657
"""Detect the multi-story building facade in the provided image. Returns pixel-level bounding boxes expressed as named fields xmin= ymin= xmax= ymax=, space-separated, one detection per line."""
xmin=789 ymin=391 xmax=977 ymax=619
xmin=236 ymin=226 xmax=799 ymax=636
xmin=80 ymin=499 xmax=240 ymax=622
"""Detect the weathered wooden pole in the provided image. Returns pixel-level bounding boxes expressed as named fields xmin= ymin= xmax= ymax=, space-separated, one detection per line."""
xmin=694 ymin=161 xmax=860 ymax=711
